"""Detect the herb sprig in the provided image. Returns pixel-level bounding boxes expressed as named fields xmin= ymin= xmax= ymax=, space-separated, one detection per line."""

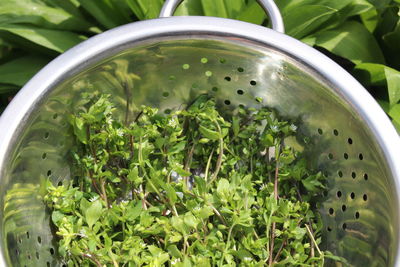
xmin=45 ymin=94 xmax=344 ymax=266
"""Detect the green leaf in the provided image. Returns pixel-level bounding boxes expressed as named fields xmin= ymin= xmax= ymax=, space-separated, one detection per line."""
xmin=72 ymin=117 xmax=87 ymax=144
xmin=201 ymin=0 xmax=228 ymax=18
xmin=0 ymin=84 xmax=18 ymax=94
xmin=0 ymin=0 xmax=93 ymax=31
xmin=126 ymin=0 xmax=164 ymax=20
xmin=353 ymin=63 xmax=387 ymax=86
xmin=125 ymin=201 xmax=142 ymax=222
xmin=283 ymin=5 xmax=337 ymax=39
xmin=77 ymin=0 xmax=131 ymax=29
xmin=51 ymin=210 xmax=64 ymax=226
xmin=305 ymin=21 xmax=385 ymax=64
xmin=216 ymin=178 xmax=230 ymax=197
xmin=167 ymin=245 xmax=182 ymax=258
xmin=0 ymin=55 xmax=48 ymax=86
xmin=84 ymin=199 xmax=103 ymax=228
xmin=199 ymin=125 xmax=220 ymax=140
xmin=175 ymin=0 xmax=204 ymax=16
xmin=385 ymin=67 xmax=400 ymax=106
xmin=0 ymin=24 xmax=85 ymax=53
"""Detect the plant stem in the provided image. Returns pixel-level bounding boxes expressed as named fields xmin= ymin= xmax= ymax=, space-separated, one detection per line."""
xmin=269 ymin=150 xmax=280 ymax=267
xmin=204 ymin=148 xmax=214 ymax=183
xmin=305 ymin=224 xmax=322 ymax=256
xmin=100 ymin=179 xmax=109 ymax=208
xmin=82 ymin=253 xmax=102 ymax=267
xmin=209 ymin=122 xmax=224 ymax=184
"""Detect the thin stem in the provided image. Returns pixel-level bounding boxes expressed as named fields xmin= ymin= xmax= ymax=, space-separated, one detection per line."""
xmin=208 ymin=122 xmax=224 ymax=185
xmin=273 ymin=238 xmax=287 ymax=262
xmin=100 ymin=179 xmax=109 ymax=208
xmin=204 ymin=149 xmax=214 ymax=183
xmin=211 ymin=205 xmax=227 ymax=226
xmin=184 ymin=143 xmax=195 ymax=188
xmin=270 ymin=147 xmax=280 ymax=267
xmin=305 ymin=224 xmax=322 ymax=256
xmin=81 ymin=253 xmax=102 ymax=267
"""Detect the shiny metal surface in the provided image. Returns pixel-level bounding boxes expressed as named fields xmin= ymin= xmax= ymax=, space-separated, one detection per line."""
xmin=159 ymin=0 xmax=285 ymax=33
xmin=0 ymin=17 xmax=399 ymax=267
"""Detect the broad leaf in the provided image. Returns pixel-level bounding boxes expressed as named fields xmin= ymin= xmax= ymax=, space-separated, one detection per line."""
xmin=201 ymin=0 xmax=228 ymax=18
xmin=353 ymin=63 xmax=387 ymax=86
xmin=304 ymin=21 xmax=385 ymax=64
xmin=85 ymin=199 xmax=103 ymax=228
xmin=236 ymin=1 xmax=266 ymax=25
xmin=126 ymin=0 xmax=164 ymax=20
xmin=0 ymin=55 xmax=48 ymax=86
xmin=0 ymin=24 xmax=85 ymax=53
xmin=385 ymin=67 xmax=400 ymax=106
xmin=0 ymin=0 xmax=93 ymax=31
xmin=283 ymin=5 xmax=337 ymax=39
xmin=77 ymin=0 xmax=132 ymax=29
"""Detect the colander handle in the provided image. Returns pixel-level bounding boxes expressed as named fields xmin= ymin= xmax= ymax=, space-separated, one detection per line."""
xmin=159 ymin=0 xmax=285 ymax=33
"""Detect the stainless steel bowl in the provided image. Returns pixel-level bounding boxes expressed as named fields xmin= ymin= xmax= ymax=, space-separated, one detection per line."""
xmin=1 ymin=1 xmax=399 ymax=266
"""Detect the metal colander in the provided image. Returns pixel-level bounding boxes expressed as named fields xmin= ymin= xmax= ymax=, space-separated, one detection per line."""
xmin=1 ymin=0 xmax=400 ymax=266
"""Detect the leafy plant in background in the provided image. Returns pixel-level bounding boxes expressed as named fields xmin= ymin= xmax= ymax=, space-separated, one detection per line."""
xmin=0 ymin=0 xmax=400 ymax=131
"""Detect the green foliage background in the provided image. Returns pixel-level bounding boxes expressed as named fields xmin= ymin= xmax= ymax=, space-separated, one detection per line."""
xmin=0 ymin=0 xmax=400 ymax=131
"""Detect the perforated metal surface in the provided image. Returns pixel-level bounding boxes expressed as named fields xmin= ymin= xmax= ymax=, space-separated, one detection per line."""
xmin=0 ymin=17 xmax=399 ymax=266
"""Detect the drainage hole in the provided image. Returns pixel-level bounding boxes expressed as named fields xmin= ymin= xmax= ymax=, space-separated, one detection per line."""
xmin=237 ymin=89 xmax=244 ymax=95
xmin=327 ymin=226 xmax=332 ymax=232
xmin=212 ymin=86 xmax=218 ymax=92
xmin=328 ymin=153 xmax=333 ymax=160
xmin=224 ymin=76 xmax=231 ymax=82
xmin=333 ymin=129 xmax=339 ymax=136
xmin=26 ymin=232 xmax=30 ymax=239
xmin=44 ymin=132 xmax=50 ymax=139
xmin=355 ymin=211 xmax=360 ymax=219
xmin=237 ymin=67 xmax=244 ymax=72
xmin=36 ymin=252 xmax=40 ymax=259
xmin=348 ymin=138 xmax=353 ymax=144
xmin=350 ymin=192 xmax=355 ymax=199
xmin=342 ymin=223 xmax=347 ymax=230
xmin=328 ymin=208 xmax=334 ymax=215
xmin=317 ymin=128 xmax=323 ymax=135
xmin=250 ymin=80 xmax=257 ymax=86
xmin=37 ymin=236 xmax=42 ymax=244
xmin=363 ymin=194 xmax=368 ymax=201
xmin=47 ymin=262 xmax=51 ymax=267
xmin=351 ymin=172 xmax=356 ymax=179
xmin=42 ymin=153 xmax=47 ymax=159
xmin=359 ymin=153 xmax=364 ymax=160
xmin=50 ymin=248 xmax=55 ymax=255
xmin=224 ymin=100 xmax=231 ymax=105
xmin=52 ymin=114 xmax=58 ymax=120
xmin=341 ymin=205 xmax=347 ymax=212
xmin=364 ymin=173 xmax=368 ymax=181
xmin=47 ymin=170 xmax=52 ymax=177
xmin=337 ymin=191 xmax=342 ymax=198
xmin=162 ymin=92 xmax=169 ymax=98
xmin=344 ymin=153 xmax=349 ymax=159
xmin=338 ymin=171 xmax=343 ymax=177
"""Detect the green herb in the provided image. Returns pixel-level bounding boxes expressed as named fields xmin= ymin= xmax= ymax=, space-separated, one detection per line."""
xmin=44 ymin=94 xmax=345 ymax=266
